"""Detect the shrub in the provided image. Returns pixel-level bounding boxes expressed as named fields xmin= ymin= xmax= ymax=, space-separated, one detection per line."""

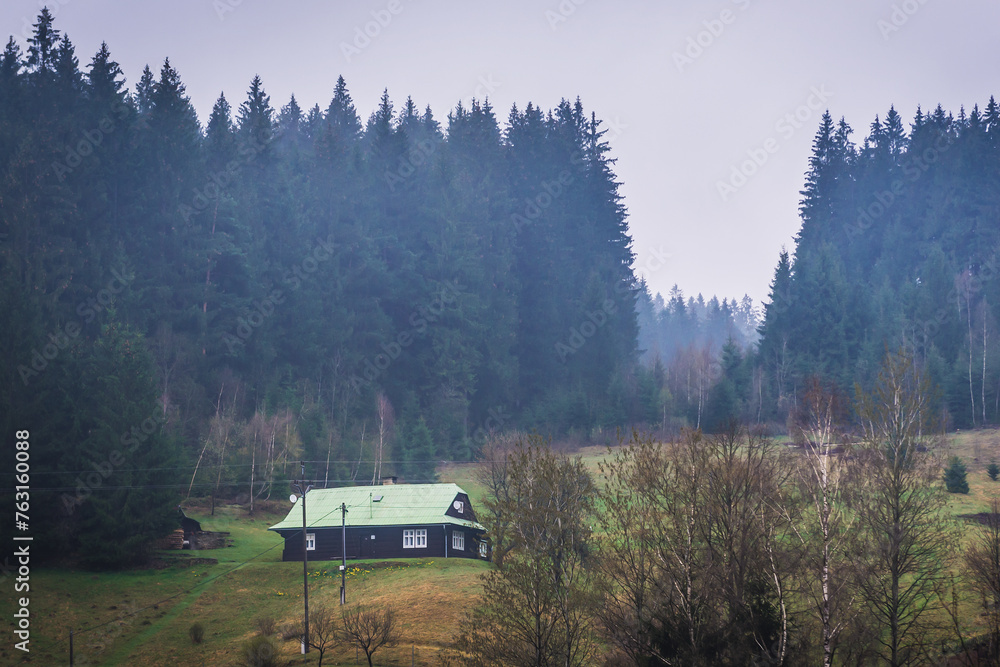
xmin=236 ymin=635 xmax=284 ymax=667
xmin=254 ymin=616 xmax=277 ymax=636
xmin=188 ymin=622 xmax=204 ymax=644
xmin=278 ymin=621 xmax=302 ymax=641
xmin=944 ymin=456 xmax=970 ymax=494
xmin=988 ymin=462 xmax=999 ymax=481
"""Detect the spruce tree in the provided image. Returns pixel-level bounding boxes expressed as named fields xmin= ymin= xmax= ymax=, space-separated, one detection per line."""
xmin=26 ymin=7 xmax=60 ymax=77
xmin=944 ymin=456 xmax=970 ymax=494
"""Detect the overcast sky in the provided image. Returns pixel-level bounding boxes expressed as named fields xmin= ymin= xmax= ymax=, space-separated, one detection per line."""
xmin=4 ymin=0 xmax=999 ymax=305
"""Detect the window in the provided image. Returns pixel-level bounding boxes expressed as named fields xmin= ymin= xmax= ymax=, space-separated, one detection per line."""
xmin=454 ymin=500 xmax=464 ymax=514
xmin=404 ymin=529 xmax=427 ymax=549
xmin=306 ymin=533 xmax=316 ymax=551
xmin=479 ymin=541 xmax=488 ymax=558
xmin=452 ymin=530 xmax=465 ymax=551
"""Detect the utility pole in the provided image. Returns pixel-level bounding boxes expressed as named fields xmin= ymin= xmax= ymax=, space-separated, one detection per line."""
xmin=291 ymin=462 xmax=312 ymax=654
xmin=341 ymin=502 xmax=348 ymax=605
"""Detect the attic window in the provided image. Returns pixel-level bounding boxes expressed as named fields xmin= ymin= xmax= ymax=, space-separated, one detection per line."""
xmin=453 ymin=500 xmax=464 ymax=513
xmin=373 ymin=495 xmax=383 ymax=502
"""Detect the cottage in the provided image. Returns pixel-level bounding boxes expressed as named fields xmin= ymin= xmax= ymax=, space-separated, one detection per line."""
xmin=268 ymin=483 xmax=488 ymax=562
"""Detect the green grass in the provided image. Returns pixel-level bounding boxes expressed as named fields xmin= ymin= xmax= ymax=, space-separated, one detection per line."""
xmin=8 ymin=431 xmax=1000 ymax=666
xmin=0 ymin=496 xmax=487 ymax=666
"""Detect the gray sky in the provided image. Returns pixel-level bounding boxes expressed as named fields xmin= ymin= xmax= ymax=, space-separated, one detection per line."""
xmin=4 ymin=0 xmax=999 ymax=305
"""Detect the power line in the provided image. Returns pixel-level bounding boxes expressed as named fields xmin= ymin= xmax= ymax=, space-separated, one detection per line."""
xmin=0 ymin=460 xmax=479 ymax=476
xmin=17 ymin=479 xmax=451 ymax=492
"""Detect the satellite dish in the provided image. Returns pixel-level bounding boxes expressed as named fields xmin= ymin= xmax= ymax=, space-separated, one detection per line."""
xmin=289 ymin=494 xmax=298 ymax=504
xmin=453 ymin=500 xmax=462 ymax=510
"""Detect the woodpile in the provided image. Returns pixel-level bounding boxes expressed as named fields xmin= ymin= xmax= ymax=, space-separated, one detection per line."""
xmin=156 ymin=529 xmax=185 ymax=550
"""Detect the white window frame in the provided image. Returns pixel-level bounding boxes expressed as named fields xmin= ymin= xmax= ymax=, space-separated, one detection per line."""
xmin=306 ymin=533 xmax=316 ymax=551
xmin=404 ymin=529 xmax=428 ymax=549
xmin=455 ymin=500 xmax=464 ymax=514
xmin=452 ymin=530 xmax=465 ymax=551
xmin=479 ymin=540 xmax=488 ymax=558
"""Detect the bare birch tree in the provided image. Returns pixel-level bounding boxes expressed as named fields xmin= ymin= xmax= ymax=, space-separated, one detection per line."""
xmin=372 ymin=391 xmax=393 ymax=484
xmin=789 ymin=377 xmax=853 ymax=667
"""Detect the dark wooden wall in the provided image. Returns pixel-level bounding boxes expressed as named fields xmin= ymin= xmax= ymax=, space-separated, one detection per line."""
xmin=277 ymin=524 xmax=486 ymax=562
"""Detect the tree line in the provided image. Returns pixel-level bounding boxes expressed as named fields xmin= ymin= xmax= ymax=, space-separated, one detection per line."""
xmin=633 ymin=98 xmax=1000 ymax=436
xmin=0 ymin=10 xmax=651 ymax=566
xmin=752 ymin=100 xmax=1000 ymax=428
xmin=460 ymin=350 xmax=993 ymax=666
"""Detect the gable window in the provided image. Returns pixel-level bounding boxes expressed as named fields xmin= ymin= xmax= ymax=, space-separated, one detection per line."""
xmin=404 ymin=529 xmax=427 ymax=549
xmin=452 ymin=530 xmax=465 ymax=551
xmin=454 ymin=500 xmax=464 ymax=514
xmin=306 ymin=533 xmax=316 ymax=551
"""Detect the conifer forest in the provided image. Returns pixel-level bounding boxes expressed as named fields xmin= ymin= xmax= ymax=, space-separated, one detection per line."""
xmin=3 ymin=5 xmax=1000 ymax=666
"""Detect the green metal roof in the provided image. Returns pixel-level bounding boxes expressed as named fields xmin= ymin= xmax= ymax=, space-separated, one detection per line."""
xmin=268 ymin=483 xmax=484 ymax=532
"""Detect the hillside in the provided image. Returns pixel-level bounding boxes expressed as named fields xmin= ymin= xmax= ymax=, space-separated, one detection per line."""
xmin=4 ymin=432 xmax=1000 ymax=665
xmin=755 ymin=102 xmax=1000 ymax=427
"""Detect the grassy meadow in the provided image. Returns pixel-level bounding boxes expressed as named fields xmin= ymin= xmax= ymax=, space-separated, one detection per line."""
xmin=6 ymin=429 xmax=1000 ymax=665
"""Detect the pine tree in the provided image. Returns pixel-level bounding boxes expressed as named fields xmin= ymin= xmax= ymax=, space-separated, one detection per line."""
xmin=758 ymin=249 xmax=793 ymax=404
xmin=404 ymin=417 xmax=437 ymax=482
xmin=67 ymin=319 xmax=180 ymax=568
xmin=205 ymin=92 xmax=235 ymax=167
xmin=85 ymin=42 xmax=126 ymax=108
xmin=944 ymin=456 xmax=970 ymax=494
xmin=237 ymin=74 xmax=274 ymax=158
xmin=134 ymin=64 xmax=154 ymax=115
xmin=26 ymin=8 xmax=60 ymax=77
xmin=325 ymin=74 xmax=362 ymax=140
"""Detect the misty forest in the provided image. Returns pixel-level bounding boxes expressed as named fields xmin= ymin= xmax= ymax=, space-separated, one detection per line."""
xmin=5 ymin=8 xmax=1000 ymax=667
